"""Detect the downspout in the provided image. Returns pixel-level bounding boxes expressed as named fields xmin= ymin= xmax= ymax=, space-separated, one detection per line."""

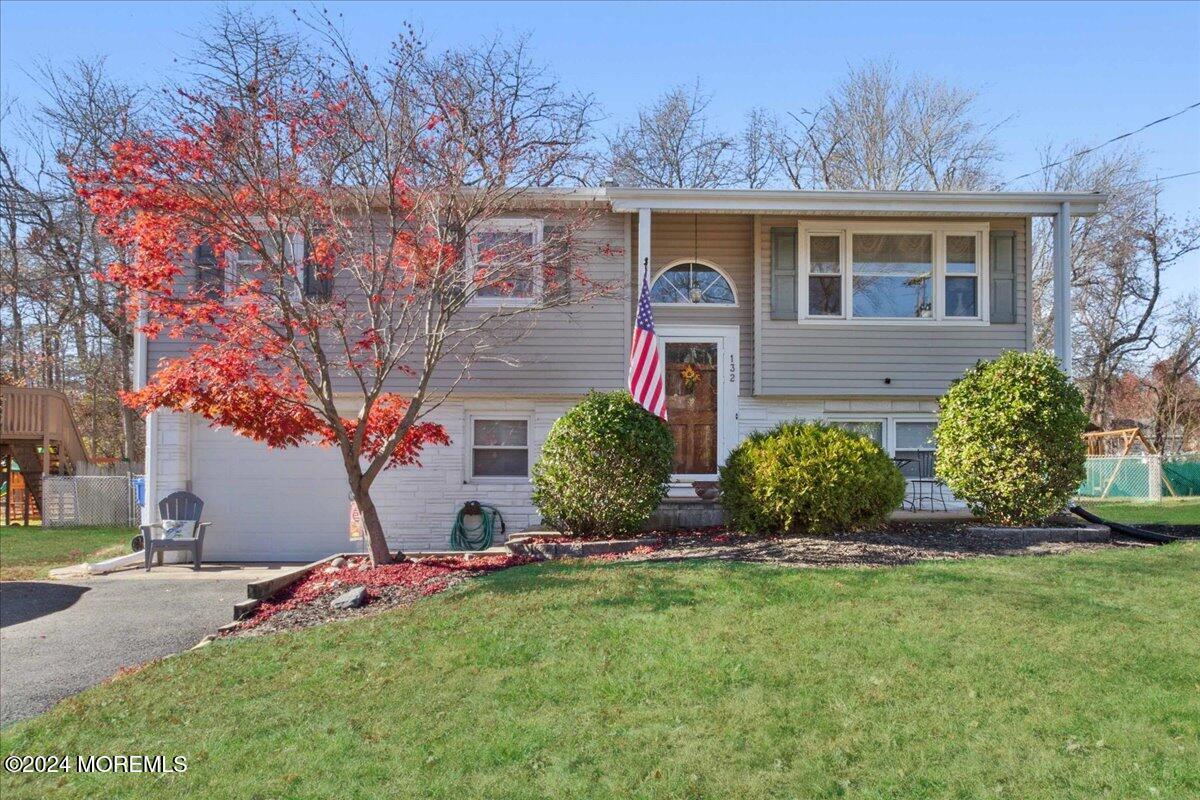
xmin=133 ymin=309 xmax=155 ymax=526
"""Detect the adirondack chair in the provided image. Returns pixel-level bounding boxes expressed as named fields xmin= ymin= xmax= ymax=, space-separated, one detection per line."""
xmin=141 ymin=491 xmax=211 ymax=571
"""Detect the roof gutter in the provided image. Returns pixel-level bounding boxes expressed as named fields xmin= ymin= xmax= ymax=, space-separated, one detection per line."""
xmin=603 ymin=187 xmax=1107 ymax=217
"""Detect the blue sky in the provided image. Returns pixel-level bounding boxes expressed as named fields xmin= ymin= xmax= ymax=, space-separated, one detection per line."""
xmin=2 ymin=0 xmax=1197 ymax=297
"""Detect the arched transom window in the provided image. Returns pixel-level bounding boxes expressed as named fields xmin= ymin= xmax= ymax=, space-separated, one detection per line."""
xmin=650 ymin=262 xmax=736 ymax=306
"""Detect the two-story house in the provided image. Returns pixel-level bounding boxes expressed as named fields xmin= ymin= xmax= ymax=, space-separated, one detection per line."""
xmin=136 ymin=187 xmax=1104 ymax=560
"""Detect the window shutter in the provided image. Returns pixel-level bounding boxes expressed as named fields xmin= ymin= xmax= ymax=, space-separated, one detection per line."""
xmin=543 ymin=225 xmax=570 ymax=303
xmin=302 ymin=235 xmax=333 ymax=301
xmin=770 ymin=227 xmax=797 ymax=320
xmin=989 ymin=231 xmax=1017 ymax=324
xmin=194 ymin=241 xmax=223 ymax=298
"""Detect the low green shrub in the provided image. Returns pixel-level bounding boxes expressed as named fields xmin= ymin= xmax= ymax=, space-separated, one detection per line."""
xmin=935 ymin=350 xmax=1088 ymax=525
xmin=719 ymin=421 xmax=906 ymax=535
xmin=531 ymin=391 xmax=674 ymax=537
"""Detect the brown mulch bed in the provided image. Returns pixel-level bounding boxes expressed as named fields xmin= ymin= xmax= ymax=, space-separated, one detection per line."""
xmin=630 ymin=521 xmax=1140 ymax=569
xmin=231 ymin=522 xmax=1143 ymax=637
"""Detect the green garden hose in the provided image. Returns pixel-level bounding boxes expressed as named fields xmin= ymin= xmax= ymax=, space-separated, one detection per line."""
xmin=451 ymin=501 xmax=505 ymax=551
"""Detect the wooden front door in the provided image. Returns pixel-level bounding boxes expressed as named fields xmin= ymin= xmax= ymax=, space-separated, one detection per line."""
xmin=665 ymin=342 xmax=719 ymax=475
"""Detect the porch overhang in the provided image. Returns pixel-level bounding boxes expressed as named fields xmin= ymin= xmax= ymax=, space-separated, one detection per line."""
xmin=605 ymin=187 xmax=1106 ymax=218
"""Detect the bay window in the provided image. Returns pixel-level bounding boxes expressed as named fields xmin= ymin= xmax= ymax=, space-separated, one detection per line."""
xmin=851 ymin=233 xmax=933 ymax=319
xmin=798 ymin=222 xmax=988 ymax=323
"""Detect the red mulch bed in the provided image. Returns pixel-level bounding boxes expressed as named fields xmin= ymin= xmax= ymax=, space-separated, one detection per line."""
xmin=235 ymin=554 xmax=535 ymax=637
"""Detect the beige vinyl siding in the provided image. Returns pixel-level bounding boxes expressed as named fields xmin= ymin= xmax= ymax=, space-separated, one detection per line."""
xmin=147 ymin=212 xmax=631 ymax=396
xmin=146 ymin=210 xmax=1033 ymax=402
xmin=631 ymin=214 xmax=755 ymax=396
xmin=755 ymin=215 xmax=1031 ymax=397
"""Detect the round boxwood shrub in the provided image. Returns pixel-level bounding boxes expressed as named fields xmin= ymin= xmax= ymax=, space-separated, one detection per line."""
xmin=935 ymin=350 xmax=1087 ymax=525
xmin=532 ymin=391 xmax=674 ymax=537
xmin=718 ymin=421 xmax=905 ymax=535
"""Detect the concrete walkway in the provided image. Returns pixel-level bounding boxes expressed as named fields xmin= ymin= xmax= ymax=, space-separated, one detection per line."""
xmin=0 ymin=564 xmax=297 ymax=726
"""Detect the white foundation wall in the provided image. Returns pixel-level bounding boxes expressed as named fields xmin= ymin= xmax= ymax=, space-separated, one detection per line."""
xmin=148 ymin=399 xmax=575 ymax=562
xmin=146 ymin=394 xmax=958 ymax=562
xmin=365 ymin=398 xmax=575 ymax=552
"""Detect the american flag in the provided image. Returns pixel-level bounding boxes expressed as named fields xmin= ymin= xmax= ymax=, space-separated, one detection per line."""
xmin=629 ymin=270 xmax=667 ymax=420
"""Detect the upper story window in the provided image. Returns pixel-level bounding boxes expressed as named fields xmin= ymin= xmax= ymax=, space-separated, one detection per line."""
xmin=467 ymin=218 xmax=543 ymax=305
xmin=650 ymin=262 xmax=737 ymax=306
xmin=852 ymin=233 xmax=933 ymax=319
xmin=203 ymin=231 xmax=309 ymax=300
xmin=798 ymin=222 xmax=988 ymax=323
xmin=944 ymin=235 xmax=979 ymax=318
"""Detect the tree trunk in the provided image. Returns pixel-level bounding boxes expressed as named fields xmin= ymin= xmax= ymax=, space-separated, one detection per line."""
xmin=354 ymin=486 xmax=392 ymax=565
xmin=337 ymin=443 xmax=393 ymax=565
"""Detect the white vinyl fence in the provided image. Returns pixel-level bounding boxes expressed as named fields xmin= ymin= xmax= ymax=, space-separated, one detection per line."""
xmin=41 ymin=475 xmax=137 ymax=527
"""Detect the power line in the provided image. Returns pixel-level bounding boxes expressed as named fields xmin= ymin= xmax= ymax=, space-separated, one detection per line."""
xmin=1119 ymin=169 xmax=1200 ymax=188
xmin=1002 ymin=101 xmax=1200 ymax=187
xmin=1145 ymin=169 xmax=1200 ymax=184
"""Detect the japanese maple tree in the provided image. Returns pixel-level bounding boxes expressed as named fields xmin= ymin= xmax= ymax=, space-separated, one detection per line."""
xmin=74 ymin=13 xmax=604 ymax=563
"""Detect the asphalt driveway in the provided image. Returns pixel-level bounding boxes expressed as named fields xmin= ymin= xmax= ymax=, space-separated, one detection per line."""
xmin=0 ymin=574 xmax=244 ymax=726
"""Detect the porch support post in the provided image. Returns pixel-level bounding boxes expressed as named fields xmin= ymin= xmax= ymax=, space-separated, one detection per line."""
xmin=1053 ymin=201 xmax=1073 ymax=372
xmin=637 ymin=207 xmax=652 ymax=286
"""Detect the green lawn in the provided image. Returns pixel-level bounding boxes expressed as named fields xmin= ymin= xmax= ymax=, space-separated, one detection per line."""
xmin=2 ymin=543 xmax=1197 ymax=799
xmin=1079 ymin=497 xmax=1200 ymax=527
xmin=0 ymin=525 xmax=133 ymax=581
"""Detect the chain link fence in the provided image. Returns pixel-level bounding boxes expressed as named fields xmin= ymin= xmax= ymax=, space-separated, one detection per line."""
xmin=41 ymin=475 xmax=137 ymax=527
xmin=1078 ymin=453 xmax=1200 ymax=500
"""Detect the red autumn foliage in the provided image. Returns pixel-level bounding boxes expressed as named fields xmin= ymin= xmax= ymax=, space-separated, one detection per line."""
xmin=69 ymin=23 xmax=605 ymax=564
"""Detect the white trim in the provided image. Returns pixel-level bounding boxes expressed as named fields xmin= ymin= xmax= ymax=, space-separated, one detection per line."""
xmin=142 ymin=411 xmax=156 ymax=526
xmin=464 ymin=411 xmax=533 ymax=484
xmin=752 ymin=215 xmax=763 ymax=397
xmin=132 ymin=310 xmax=149 ymax=392
xmin=656 ymin=324 xmax=740 ymax=481
xmin=1025 ymin=215 xmax=1035 ymax=352
xmin=606 ymin=187 xmax=1106 ymax=217
xmin=649 ymin=259 xmax=739 ymax=307
xmin=796 ymin=220 xmax=989 ymax=326
xmin=1052 ymin=202 xmax=1073 ymax=370
xmin=465 ymin=217 xmax=544 ymax=308
xmin=823 ymin=412 xmax=939 ymax=459
xmin=623 ymin=213 xmax=633 ymax=364
xmin=637 ymin=207 xmax=652 ymax=285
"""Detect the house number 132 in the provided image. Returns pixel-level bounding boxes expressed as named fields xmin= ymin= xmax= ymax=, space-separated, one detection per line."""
xmin=729 ymin=354 xmax=736 ymax=383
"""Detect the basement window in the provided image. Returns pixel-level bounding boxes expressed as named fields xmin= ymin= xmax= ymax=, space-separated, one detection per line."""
xmin=468 ymin=416 xmax=530 ymax=479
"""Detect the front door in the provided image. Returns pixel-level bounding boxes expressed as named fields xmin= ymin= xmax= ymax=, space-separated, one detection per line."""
xmin=657 ymin=325 xmax=739 ymax=482
xmin=665 ymin=342 xmax=719 ymax=475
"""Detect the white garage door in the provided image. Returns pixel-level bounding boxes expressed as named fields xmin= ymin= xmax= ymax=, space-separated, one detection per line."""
xmin=189 ymin=420 xmax=357 ymax=561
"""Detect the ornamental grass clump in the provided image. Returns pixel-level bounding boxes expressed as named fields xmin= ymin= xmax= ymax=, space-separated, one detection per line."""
xmin=718 ymin=421 xmax=905 ymax=535
xmin=532 ymin=391 xmax=674 ymax=537
xmin=934 ymin=350 xmax=1087 ymax=525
